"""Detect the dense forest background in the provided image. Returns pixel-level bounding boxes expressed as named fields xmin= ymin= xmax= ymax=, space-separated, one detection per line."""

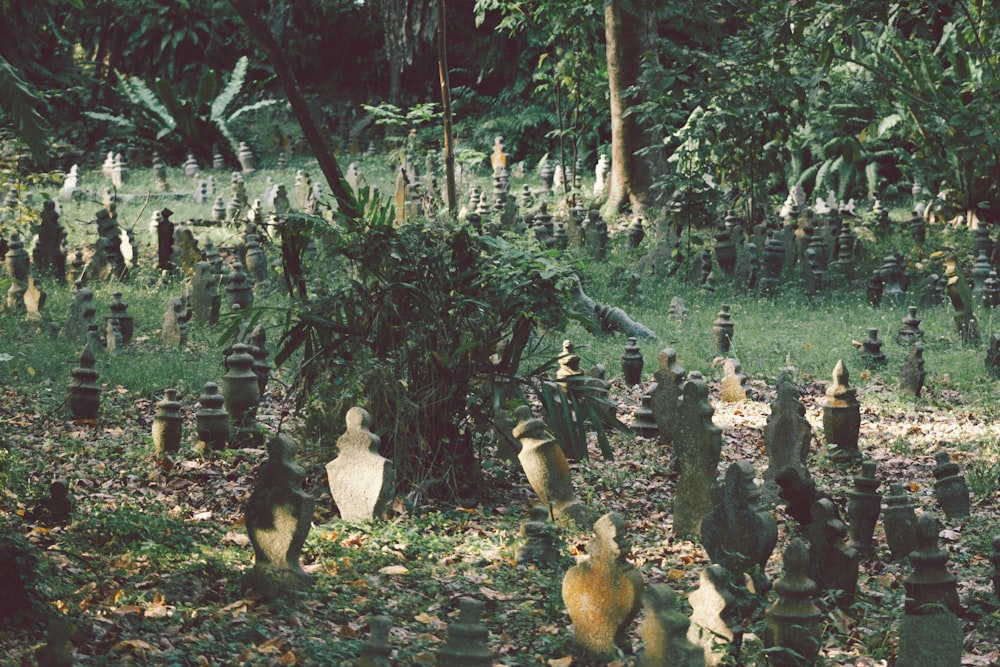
xmin=2 ymin=0 xmax=999 ymax=224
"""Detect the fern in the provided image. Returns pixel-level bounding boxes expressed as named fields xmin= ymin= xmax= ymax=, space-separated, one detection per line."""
xmin=82 ymin=111 xmax=135 ymax=129
xmin=227 ymin=98 xmax=281 ymax=124
xmin=211 ymin=55 xmax=248 ymax=121
xmin=0 ymin=55 xmax=49 ymax=165
xmin=118 ymin=73 xmax=176 ymax=130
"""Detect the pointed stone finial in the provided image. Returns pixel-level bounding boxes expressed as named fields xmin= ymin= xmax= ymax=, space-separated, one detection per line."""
xmin=821 ymin=360 xmax=861 ymax=461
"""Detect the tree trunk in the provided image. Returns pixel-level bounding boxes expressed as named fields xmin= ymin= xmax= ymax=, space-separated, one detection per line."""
xmin=228 ymin=0 xmax=355 ymax=218
xmin=437 ymin=0 xmax=456 ymax=215
xmin=603 ymin=0 xmax=651 ymax=216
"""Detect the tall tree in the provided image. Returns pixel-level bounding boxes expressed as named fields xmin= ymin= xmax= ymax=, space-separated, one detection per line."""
xmin=369 ymin=0 xmax=438 ymax=103
xmin=603 ymin=0 xmax=653 ymax=215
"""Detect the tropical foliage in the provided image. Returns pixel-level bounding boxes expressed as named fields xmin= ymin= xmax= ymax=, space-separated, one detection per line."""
xmin=269 ymin=185 xmax=578 ymax=497
xmin=85 ymin=56 xmax=279 ymax=162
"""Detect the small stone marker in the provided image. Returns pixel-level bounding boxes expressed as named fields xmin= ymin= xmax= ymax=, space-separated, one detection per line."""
xmin=763 ymin=538 xmax=822 ymax=667
xmin=516 ymin=505 xmax=564 ymax=567
xmin=638 ymin=583 xmax=705 ymax=667
xmin=650 ymin=349 xmax=686 ymax=454
xmin=897 ymin=606 xmax=963 ymax=667
xmin=190 ymin=261 xmax=221 ymax=325
xmin=326 ymin=407 xmax=394 ymax=521
xmin=899 ymin=343 xmax=926 ymax=397
xmin=904 ymin=514 xmax=961 ymax=615
xmin=248 ymin=324 xmax=270 ymax=396
xmin=858 ymin=327 xmax=887 ymax=368
xmin=821 ymin=360 xmax=861 ymax=461
xmin=700 ymin=460 xmax=777 ymax=588
xmin=718 ymin=358 xmax=747 ymax=402
xmin=221 ymin=343 xmax=260 ymax=445
xmin=667 ymin=296 xmax=689 ymax=319
xmin=244 ymin=235 xmax=270 ymax=290
xmin=673 ymin=372 xmax=723 ymax=538
xmin=987 ymin=333 xmax=1000 ymax=379
xmin=884 ymin=483 xmax=919 ymax=560
xmin=107 ymin=292 xmax=133 ymax=345
xmin=687 ymin=564 xmax=741 ymax=666
xmin=162 ymin=297 xmax=187 ymax=348
xmin=712 ymin=304 xmax=734 ymax=356
xmin=945 ymin=253 xmax=980 ymax=343
xmin=775 ymin=464 xmax=825 ymax=528
xmin=195 ymin=381 xmax=229 ymax=453
xmin=355 ymin=616 xmax=393 ymax=667
xmin=23 ymin=277 xmax=45 ymax=319
xmin=33 ymin=199 xmax=66 ymax=281
xmin=225 ymin=267 xmax=254 ymax=311
xmin=152 ymin=389 xmax=183 ymax=458
xmin=242 ymin=433 xmax=314 ymax=600
xmin=65 ymin=285 xmax=96 ymax=343
xmin=762 ymin=372 xmax=812 ymax=506
xmin=511 ymin=405 xmax=590 ymax=527
xmin=897 ymin=306 xmax=924 ymax=345
xmin=435 ymin=597 xmax=494 ymax=667
xmin=46 ymin=479 xmax=74 ymax=523
xmin=880 ymin=253 xmax=906 ymax=306
xmin=846 ymin=459 xmax=882 ymax=557
xmin=68 ymin=341 xmax=100 ymax=419
xmin=156 ymin=208 xmax=175 ymax=272
xmin=807 ymin=498 xmax=860 ymax=608
xmin=621 ymin=336 xmax=644 ymax=386
xmin=562 ymin=512 xmax=644 ymax=660
xmin=932 ymin=450 xmax=971 ymax=519
xmin=631 ymin=391 xmax=659 ymax=438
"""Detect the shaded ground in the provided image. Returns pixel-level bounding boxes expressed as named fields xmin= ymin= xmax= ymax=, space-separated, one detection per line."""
xmin=1 ymin=361 xmax=999 ymax=665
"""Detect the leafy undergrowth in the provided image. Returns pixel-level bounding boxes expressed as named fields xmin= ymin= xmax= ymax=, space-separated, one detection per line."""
xmin=2 ymin=363 xmax=999 ymax=666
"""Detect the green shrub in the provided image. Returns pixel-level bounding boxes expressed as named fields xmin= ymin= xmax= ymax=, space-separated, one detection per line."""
xmin=269 ymin=186 xmax=577 ymax=499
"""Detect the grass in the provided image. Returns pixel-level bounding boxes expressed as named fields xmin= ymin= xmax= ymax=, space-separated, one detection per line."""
xmin=1 ymin=156 xmax=999 ymax=665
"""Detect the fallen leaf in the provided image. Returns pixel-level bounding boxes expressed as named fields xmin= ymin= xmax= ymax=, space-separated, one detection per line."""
xmin=221 ymin=531 xmax=250 ymax=547
xmin=257 ymin=636 xmax=285 ymax=653
xmin=279 ymin=651 xmax=296 ymax=665
xmin=414 ymin=612 xmax=440 ymax=624
xmin=479 ymin=586 xmax=510 ymax=600
xmin=110 ymin=639 xmax=159 ymax=657
xmin=379 ymin=564 xmax=410 ymax=575
xmin=548 ymin=657 xmax=573 ymax=667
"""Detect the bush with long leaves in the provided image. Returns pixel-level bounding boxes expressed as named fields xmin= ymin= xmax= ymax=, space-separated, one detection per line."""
xmin=86 ymin=55 xmax=277 ymax=162
xmin=269 ymin=185 xmax=588 ymax=499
